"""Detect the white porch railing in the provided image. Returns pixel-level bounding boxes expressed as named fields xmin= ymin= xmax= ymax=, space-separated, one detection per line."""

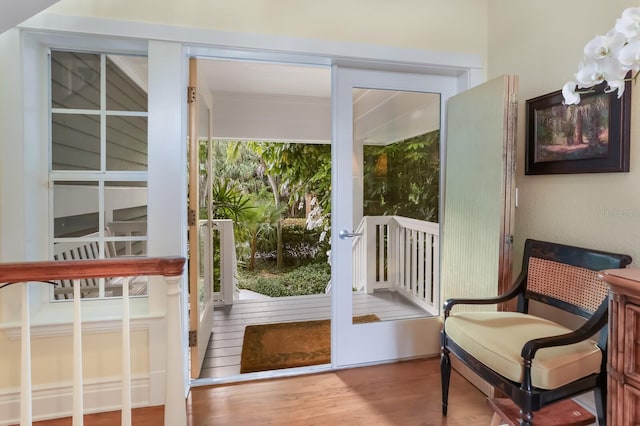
xmin=107 ymin=220 xmax=148 ymax=256
xmin=201 ymin=219 xmax=238 ymax=306
xmin=0 ymin=257 xmax=186 ymax=426
xmin=352 ymin=215 xmax=440 ymax=315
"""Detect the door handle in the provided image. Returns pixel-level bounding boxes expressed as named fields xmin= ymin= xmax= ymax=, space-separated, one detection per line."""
xmin=338 ymin=229 xmax=363 ymax=240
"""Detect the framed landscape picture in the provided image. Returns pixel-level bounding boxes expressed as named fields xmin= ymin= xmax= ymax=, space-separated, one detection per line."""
xmin=525 ymin=81 xmax=631 ymax=174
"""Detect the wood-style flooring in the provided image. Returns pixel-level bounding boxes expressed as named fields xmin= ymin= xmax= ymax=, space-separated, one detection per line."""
xmin=200 ymin=291 xmax=430 ymax=379
xmin=32 ymin=357 xmax=495 ymax=426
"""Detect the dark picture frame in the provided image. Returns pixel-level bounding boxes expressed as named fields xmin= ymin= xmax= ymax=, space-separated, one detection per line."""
xmin=525 ymin=81 xmax=631 ymax=175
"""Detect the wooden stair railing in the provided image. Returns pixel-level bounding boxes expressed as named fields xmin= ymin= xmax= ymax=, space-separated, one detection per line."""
xmin=0 ymin=256 xmax=187 ymax=426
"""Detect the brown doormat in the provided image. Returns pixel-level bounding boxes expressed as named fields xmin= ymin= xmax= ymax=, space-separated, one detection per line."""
xmin=240 ymin=314 xmax=380 ymax=374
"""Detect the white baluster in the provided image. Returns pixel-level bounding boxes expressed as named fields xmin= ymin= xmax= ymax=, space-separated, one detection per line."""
xmin=20 ymin=283 xmax=32 ymax=425
xmin=432 ymin=235 xmax=441 ymax=308
xmin=121 ymin=277 xmax=132 ymax=426
xmin=164 ymin=275 xmax=186 ymax=426
xmin=72 ymin=279 xmax=84 ymax=426
xmin=417 ymin=231 xmax=425 ymax=298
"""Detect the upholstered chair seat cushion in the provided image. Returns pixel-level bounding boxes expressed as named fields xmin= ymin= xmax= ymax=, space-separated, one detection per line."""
xmin=444 ymin=311 xmax=602 ymax=389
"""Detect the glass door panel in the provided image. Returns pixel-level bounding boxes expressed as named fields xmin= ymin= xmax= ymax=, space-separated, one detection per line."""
xmin=352 ymin=88 xmax=441 ymax=324
xmin=332 ymin=67 xmax=457 ymax=367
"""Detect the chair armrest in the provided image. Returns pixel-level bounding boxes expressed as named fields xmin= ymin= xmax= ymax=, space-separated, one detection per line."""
xmin=443 ymin=293 xmax=515 ymax=313
xmin=443 ymin=272 xmax=527 ymax=315
xmin=520 ymin=301 xmax=608 ymax=360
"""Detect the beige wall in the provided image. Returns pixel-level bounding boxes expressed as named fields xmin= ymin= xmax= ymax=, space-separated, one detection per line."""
xmin=1 ymin=330 xmax=149 ymax=387
xmin=488 ymin=0 xmax=640 ymax=269
xmin=45 ymin=0 xmax=488 ymax=57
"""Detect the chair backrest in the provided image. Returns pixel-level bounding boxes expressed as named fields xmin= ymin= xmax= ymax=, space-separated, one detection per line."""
xmin=52 ymin=230 xmax=116 ymax=299
xmin=516 ymin=239 xmax=632 ymax=319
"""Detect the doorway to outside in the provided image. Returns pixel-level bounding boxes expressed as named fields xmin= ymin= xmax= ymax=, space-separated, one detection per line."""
xmin=190 ymin=58 xmax=442 ymax=383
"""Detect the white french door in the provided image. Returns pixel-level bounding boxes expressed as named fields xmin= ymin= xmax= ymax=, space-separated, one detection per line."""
xmin=331 ymin=66 xmax=458 ymax=367
xmin=187 ymin=58 xmax=216 ymax=378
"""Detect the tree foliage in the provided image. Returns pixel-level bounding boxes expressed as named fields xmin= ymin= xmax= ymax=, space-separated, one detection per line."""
xmin=249 ymin=142 xmax=332 ymax=259
xmin=209 ymin=140 xmax=333 ymax=269
xmin=210 ymin=177 xmax=253 ymax=221
xmin=363 ymin=130 xmax=440 ymax=222
xmin=249 ymin=142 xmax=328 ymax=203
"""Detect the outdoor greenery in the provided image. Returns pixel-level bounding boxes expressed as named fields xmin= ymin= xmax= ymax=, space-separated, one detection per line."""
xmin=206 ymin=131 xmax=439 ymax=297
xmin=237 ymin=261 xmax=331 ymax=297
xmin=363 ymin=130 xmax=440 ymax=222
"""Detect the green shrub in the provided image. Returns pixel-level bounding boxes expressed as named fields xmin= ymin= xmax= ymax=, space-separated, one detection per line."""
xmin=254 ymin=219 xmax=330 ymax=266
xmin=282 ymin=219 xmax=330 ymax=265
xmin=282 ymin=262 xmax=330 ymax=295
xmin=237 ymin=261 xmax=330 ymax=297
xmin=248 ymin=279 xmax=293 ymax=297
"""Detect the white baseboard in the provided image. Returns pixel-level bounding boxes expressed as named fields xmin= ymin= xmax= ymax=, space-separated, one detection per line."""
xmin=0 ymin=375 xmax=150 ymax=425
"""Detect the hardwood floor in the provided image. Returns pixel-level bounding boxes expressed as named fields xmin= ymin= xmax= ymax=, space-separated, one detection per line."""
xmin=201 ymin=291 xmax=430 ymax=379
xmin=190 ymin=357 xmax=493 ymax=426
xmin=32 ymin=358 xmax=494 ymax=426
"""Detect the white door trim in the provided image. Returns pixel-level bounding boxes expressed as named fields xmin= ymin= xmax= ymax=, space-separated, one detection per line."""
xmin=20 ymin=12 xmax=483 ymax=77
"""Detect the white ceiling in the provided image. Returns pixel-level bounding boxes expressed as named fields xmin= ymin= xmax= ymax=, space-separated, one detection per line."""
xmin=0 ymin=0 xmax=59 ymax=34
xmin=196 ymin=58 xmax=440 ymax=145
xmin=198 ymin=60 xmax=331 ymax=98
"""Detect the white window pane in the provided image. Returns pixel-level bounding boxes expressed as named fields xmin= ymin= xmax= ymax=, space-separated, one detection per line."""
xmin=51 ymin=51 xmax=100 ymax=110
xmin=106 ymin=116 xmax=148 ymax=171
xmin=53 ymin=181 xmax=99 ymax=238
xmin=106 ymin=55 xmax=148 ymax=112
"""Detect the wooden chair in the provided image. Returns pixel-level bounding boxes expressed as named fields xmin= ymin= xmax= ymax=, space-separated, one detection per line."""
xmin=440 ymin=239 xmax=632 ymax=426
xmin=53 ymin=229 xmax=148 ymax=299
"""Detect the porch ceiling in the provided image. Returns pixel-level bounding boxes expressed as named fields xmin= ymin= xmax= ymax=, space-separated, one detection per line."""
xmin=118 ymin=56 xmax=441 ymax=145
xmin=198 ymin=59 xmax=441 ymax=145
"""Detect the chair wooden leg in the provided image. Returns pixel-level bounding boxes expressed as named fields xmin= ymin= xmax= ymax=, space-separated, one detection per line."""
xmin=518 ymin=409 xmax=532 ymax=426
xmin=594 ymin=385 xmax=607 ymax=426
xmin=441 ymin=347 xmax=451 ymax=416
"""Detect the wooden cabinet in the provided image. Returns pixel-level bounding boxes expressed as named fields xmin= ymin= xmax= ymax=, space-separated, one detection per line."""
xmin=599 ymin=268 xmax=640 ymax=425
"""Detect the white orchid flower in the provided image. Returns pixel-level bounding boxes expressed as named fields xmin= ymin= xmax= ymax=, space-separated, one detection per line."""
xmin=562 ymin=81 xmax=581 ymax=105
xmin=605 ymin=79 xmax=626 ymax=98
xmin=575 ymin=61 xmax=606 ymax=87
xmin=567 ymin=7 xmax=638 ymax=104
xmin=584 ymin=29 xmax=626 ymax=60
xmin=618 ymin=40 xmax=640 ymax=71
xmin=576 ymin=58 xmax=625 ymax=88
xmin=615 ymin=7 xmax=640 ymax=41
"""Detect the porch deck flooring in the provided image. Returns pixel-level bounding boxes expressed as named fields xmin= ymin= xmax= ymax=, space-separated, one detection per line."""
xmin=198 ymin=291 xmax=430 ymax=379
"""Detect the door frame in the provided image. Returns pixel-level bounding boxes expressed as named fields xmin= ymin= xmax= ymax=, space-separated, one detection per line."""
xmin=183 ymin=44 xmax=481 ymax=382
xmin=187 ymin=58 xmax=218 ymax=379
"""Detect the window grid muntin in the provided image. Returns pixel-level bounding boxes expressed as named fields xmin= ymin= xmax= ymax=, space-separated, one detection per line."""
xmin=49 ymin=49 xmax=148 ymax=302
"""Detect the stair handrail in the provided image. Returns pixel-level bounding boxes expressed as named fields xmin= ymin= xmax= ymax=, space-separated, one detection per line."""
xmin=0 ymin=256 xmax=187 ymax=426
xmin=0 ymin=256 xmax=184 ymax=284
